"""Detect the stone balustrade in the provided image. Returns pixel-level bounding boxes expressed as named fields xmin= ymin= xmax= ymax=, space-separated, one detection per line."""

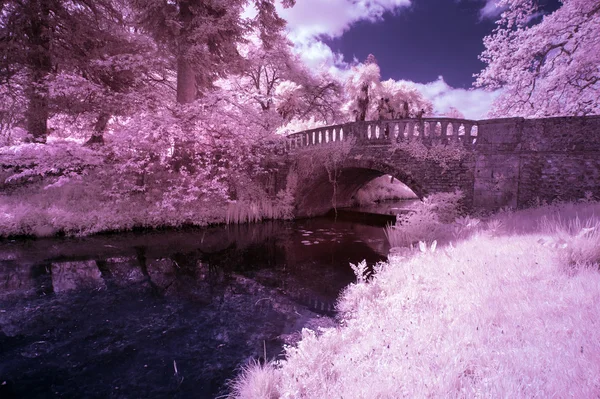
xmin=285 ymin=118 xmax=480 ymax=151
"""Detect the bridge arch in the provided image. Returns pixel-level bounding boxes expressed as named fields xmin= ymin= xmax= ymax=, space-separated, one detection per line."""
xmin=295 ymin=158 xmax=426 ymax=218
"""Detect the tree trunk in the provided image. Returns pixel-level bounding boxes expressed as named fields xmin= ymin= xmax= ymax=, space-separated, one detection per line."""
xmin=85 ymin=112 xmax=110 ymax=146
xmin=176 ymin=56 xmax=197 ymax=104
xmin=176 ymin=1 xmax=196 ymax=104
xmin=357 ymin=83 xmax=369 ymax=122
xmin=25 ymin=0 xmax=52 ymax=143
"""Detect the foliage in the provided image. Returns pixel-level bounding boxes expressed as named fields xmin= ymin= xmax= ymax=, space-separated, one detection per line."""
xmin=476 ymin=0 xmax=600 ymax=117
xmin=218 ymin=36 xmax=343 ymax=132
xmin=0 ymin=90 xmax=294 ymax=236
xmin=539 ymin=215 xmax=600 ymax=270
xmin=0 ymin=0 xmax=156 ymax=142
xmin=384 ymin=190 xmax=465 ymax=247
xmin=392 ymin=136 xmax=468 ymax=171
xmin=379 ymin=79 xmax=434 ymax=117
xmin=343 ymin=56 xmax=434 ymax=122
xmin=132 ymin=0 xmax=294 ymax=104
xmin=0 ymin=141 xmax=103 ymax=186
xmin=344 ymin=56 xmax=381 ymax=121
xmin=349 ymin=260 xmax=371 ymax=284
xmin=228 ymin=359 xmax=281 ymax=399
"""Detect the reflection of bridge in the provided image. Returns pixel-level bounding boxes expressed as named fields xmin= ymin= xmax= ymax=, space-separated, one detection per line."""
xmin=274 ymin=116 xmax=600 ymax=217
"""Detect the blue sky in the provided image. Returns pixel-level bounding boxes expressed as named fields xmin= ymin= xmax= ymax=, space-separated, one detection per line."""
xmin=324 ymin=0 xmax=497 ymax=89
xmin=274 ymin=0 xmax=560 ymax=119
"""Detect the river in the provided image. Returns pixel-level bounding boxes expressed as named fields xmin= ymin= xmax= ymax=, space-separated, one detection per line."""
xmin=0 ymin=213 xmax=399 ymax=398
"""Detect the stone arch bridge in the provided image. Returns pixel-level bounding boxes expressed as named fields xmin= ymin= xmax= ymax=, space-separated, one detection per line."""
xmin=269 ymin=116 xmax=600 ymax=217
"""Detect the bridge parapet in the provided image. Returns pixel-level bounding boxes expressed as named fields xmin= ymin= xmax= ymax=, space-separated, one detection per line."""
xmin=285 ymin=118 xmax=480 ymax=151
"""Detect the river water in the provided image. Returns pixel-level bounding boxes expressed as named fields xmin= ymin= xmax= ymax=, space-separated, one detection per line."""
xmin=0 ymin=214 xmax=397 ymax=398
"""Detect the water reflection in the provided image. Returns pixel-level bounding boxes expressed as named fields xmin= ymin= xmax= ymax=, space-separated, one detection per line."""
xmin=347 ymin=198 xmax=421 ymax=216
xmin=0 ymin=217 xmax=388 ymax=398
xmin=51 ymin=261 xmax=105 ymax=293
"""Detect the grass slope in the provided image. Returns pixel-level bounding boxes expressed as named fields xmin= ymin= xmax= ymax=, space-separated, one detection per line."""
xmin=230 ymin=202 xmax=600 ymax=398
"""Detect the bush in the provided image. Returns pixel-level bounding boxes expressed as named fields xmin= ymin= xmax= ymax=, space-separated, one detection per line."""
xmin=384 ymin=190 xmax=464 ymax=247
xmin=539 ymin=215 xmax=600 ymax=271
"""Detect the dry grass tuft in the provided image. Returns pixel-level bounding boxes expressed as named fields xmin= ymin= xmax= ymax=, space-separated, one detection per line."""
xmin=226 ymin=360 xmax=280 ymax=399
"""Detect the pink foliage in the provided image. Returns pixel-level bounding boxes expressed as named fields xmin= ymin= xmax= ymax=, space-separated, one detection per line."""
xmin=476 ymin=0 xmax=600 ymax=117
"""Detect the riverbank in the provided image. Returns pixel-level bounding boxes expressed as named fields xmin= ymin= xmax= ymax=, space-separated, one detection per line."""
xmin=230 ymin=201 xmax=600 ymax=398
xmin=0 ymin=140 xmax=296 ymax=237
xmin=0 ymin=187 xmax=292 ymax=238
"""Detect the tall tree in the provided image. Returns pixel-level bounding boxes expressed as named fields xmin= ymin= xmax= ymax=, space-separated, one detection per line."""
xmin=343 ymin=55 xmax=433 ymax=121
xmin=345 ymin=54 xmax=380 ymax=121
xmin=475 ymin=0 xmax=600 ymax=117
xmin=133 ymin=0 xmax=295 ymax=105
xmin=379 ymin=79 xmax=433 ymax=118
xmin=225 ymin=35 xmax=342 ymax=128
xmin=0 ymin=0 xmax=135 ymax=143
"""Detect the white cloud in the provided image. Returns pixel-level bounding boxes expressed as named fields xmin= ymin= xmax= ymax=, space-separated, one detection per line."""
xmin=479 ymin=0 xmax=506 ymax=20
xmin=277 ymin=0 xmax=411 ymax=42
xmin=293 ymin=39 xmax=343 ymax=70
xmin=274 ymin=0 xmax=410 ymax=70
xmin=414 ymin=76 xmax=500 ymax=120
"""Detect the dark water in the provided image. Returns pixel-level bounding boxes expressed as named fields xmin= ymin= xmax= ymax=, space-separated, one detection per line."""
xmin=0 ymin=217 xmax=390 ymax=399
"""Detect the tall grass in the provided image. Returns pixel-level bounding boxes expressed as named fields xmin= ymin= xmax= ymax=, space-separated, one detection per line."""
xmin=0 ymin=172 xmax=295 ymax=237
xmin=384 ymin=190 xmax=464 ymax=247
xmin=227 ymin=360 xmax=280 ymax=399
xmin=539 ymin=214 xmax=600 ymax=270
xmin=230 ymin=202 xmax=600 ymax=398
xmin=225 ymin=199 xmax=293 ymax=224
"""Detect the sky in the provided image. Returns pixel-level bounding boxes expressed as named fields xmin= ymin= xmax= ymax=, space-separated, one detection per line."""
xmin=273 ymin=0 xmax=560 ymax=120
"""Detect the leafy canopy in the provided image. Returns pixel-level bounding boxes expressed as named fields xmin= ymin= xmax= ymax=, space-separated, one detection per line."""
xmin=476 ymin=0 xmax=600 ymax=117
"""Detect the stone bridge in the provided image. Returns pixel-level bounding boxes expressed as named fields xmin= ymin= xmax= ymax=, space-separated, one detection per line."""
xmin=271 ymin=116 xmax=600 ymax=217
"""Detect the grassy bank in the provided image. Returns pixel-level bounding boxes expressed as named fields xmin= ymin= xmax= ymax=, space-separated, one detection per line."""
xmin=0 ymin=141 xmax=294 ymax=237
xmin=0 ymin=185 xmax=293 ymax=237
xmin=230 ymin=201 xmax=600 ymax=398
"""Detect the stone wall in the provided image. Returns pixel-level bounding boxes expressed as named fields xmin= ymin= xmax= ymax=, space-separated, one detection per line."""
xmin=475 ymin=115 xmax=600 ymax=210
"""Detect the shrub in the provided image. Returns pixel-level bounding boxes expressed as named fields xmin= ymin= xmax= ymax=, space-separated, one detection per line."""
xmin=384 ymin=190 xmax=464 ymax=247
xmin=227 ymin=360 xmax=280 ymax=399
xmin=539 ymin=215 xmax=600 ymax=270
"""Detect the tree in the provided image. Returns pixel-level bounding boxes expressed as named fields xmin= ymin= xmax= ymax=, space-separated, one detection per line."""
xmin=50 ymin=28 xmax=169 ymax=145
xmin=222 ymin=36 xmax=343 ymax=133
xmin=475 ymin=0 xmax=600 ymax=117
xmin=379 ymin=79 xmax=434 ymax=118
xmin=343 ymin=55 xmax=433 ymax=121
xmin=133 ymin=0 xmax=295 ymax=105
xmin=275 ymin=71 xmax=343 ymax=125
xmin=0 ymin=0 xmax=149 ymax=143
xmin=344 ymin=54 xmax=381 ymax=121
